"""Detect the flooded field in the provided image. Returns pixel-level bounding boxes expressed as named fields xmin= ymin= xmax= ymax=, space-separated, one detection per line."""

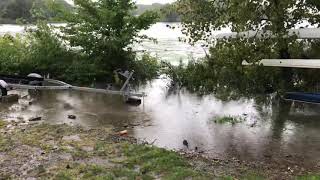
xmin=1 ymin=78 xmax=320 ymax=169
xmin=1 ymin=22 xmax=320 ymax=172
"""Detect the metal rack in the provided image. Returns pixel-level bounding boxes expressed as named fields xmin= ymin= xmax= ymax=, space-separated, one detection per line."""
xmin=0 ymin=71 xmax=146 ymax=104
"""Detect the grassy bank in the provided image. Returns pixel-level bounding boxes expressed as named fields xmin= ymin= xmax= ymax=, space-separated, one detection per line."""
xmin=0 ymin=120 xmax=319 ymax=179
xmin=0 ymin=120 xmax=212 ymax=179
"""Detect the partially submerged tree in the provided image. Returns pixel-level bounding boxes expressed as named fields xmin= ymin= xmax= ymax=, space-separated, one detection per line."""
xmin=178 ymin=0 xmax=320 ymax=42
xmin=55 ymin=0 xmax=158 ymax=79
xmin=173 ymin=0 xmax=320 ymax=98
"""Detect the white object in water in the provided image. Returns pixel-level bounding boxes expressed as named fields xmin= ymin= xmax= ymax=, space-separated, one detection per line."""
xmin=242 ymin=59 xmax=320 ymax=69
xmin=0 ymin=80 xmax=8 ymax=88
xmin=27 ymin=73 xmax=43 ymax=78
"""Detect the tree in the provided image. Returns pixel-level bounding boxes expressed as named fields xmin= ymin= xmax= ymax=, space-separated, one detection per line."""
xmin=178 ymin=0 xmax=320 ymax=42
xmin=56 ymin=0 xmax=158 ymax=78
xmin=0 ymin=0 xmax=72 ymax=23
xmin=174 ymin=0 xmax=320 ymax=97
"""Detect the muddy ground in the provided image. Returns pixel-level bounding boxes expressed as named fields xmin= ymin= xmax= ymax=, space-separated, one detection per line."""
xmin=0 ymin=119 xmax=319 ymax=180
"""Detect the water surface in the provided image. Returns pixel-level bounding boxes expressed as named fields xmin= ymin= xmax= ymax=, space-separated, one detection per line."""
xmin=1 ymin=79 xmax=320 ymax=169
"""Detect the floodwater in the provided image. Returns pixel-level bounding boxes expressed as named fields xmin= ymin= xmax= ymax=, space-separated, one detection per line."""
xmin=1 ymin=78 xmax=320 ymax=168
xmin=1 ymin=23 xmax=320 ymax=168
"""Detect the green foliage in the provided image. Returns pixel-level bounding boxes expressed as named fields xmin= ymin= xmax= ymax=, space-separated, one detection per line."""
xmin=0 ymin=0 xmax=72 ymax=24
xmin=131 ymin=54 xmax=160 ymax=82
xmin=170 ymin=0 xmax=320 ymax=99
xmin=158 ymin=3 xmax=180 ymax=22
xmin=296 ymin=175 xmax=320 ymax=180
xmin=178 ymin=0 xmax=320 ymax=42
xmin=58 ymin=0 xmax=158 ymax=73
xmin=123 ymin=143 xmax=211 ymax=179
xmin=134 ymin=3 xmax=165 ymax=16
xmin=0 ymin=34 xmax=27 ymax=74
xmin=0 ymin=0 xmax=160 ymax=85
xmin=0 ymin=120 xmax=7 ymax=129
xmin=213 ymin=116 xmax=246 ymax=125
xmin=134 ymin=3 xmax=180 ymax=22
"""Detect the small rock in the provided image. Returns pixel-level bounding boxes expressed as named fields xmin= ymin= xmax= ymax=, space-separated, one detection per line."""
xmin=63 ymin=103 xmax=73 ymax=110
xmin=59 ymin=153 xmax=73 ymax=161
xmin=82 ymin=146 xmax=94 ymax=152
xmin=285 ymin=154 xmax=292 ymax=158
xmin=52 ymin=145 xmax=59 ymax=150
xmin=183 ymin=140 xmax=189 ymax=147
xmin=68 ymin=115 xmax=76 ymax=120
xmin=66 ymin=164 xmax=71 ymax=169
xmin=62 ymin=135 xmax=81 ymax=142
xmin=17 ymin=117 xmax=24 ymax=121
xmin=29 ymin=117 xmax=42 ymax=122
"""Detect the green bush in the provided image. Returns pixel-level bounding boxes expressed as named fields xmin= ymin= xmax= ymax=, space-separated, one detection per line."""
xmin=0 ymin=22 xmax=160 ymax=86
xmin=0 ymin=34 xmax=28 ymax=74
xmin=131 ymin=54 xmax=160 ymax=82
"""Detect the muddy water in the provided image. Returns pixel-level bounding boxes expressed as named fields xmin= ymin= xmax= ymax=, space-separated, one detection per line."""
xmin=1 ymin=78 xmax=320 ymax=168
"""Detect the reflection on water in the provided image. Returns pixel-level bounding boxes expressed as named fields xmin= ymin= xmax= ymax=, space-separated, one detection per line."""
xmin=1 ymin=78 xmax=320 ymax=168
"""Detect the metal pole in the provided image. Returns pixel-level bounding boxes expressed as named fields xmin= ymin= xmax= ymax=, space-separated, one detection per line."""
xmin=120 ymin=71 xmax=134 ymax=92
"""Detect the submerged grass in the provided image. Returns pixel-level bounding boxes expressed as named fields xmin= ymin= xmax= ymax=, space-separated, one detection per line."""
xmin=0 ymin=122 xmax=318 ymax=179
xmin=213 ymin=116 xmax=246 ymax=125
xmin=296 ymin=175 xmax=320 ymax=180
xmin=0 ymin=120 xmax=7 ymax=129
xmin=0 ymin=123 xmax=214 ymax=179
xmin=123 ymin=144 xmax=210 ymax=180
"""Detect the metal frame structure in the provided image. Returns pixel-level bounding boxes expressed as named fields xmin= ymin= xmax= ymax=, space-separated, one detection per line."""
xmin=215 ymin=28 xmax=320 ymax=68
xmin=214 ymin=28 xmax=320 ymax=104
xmin=215 ymin=28 xmax=320 ymax=40
xmin=242 ymin=59 xmax=320 ymax=69
xmin=0 ymin=71 xmax=146 ymax=100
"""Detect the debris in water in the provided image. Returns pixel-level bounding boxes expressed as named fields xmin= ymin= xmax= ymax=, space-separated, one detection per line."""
xmin=125 ymin=97 xmax=142 ymax=106
xmin=68 ymin=115 xmax=76 ymax=120
xmin=63 ymin=103 xmax=73 ymax=110
xmin=118 ymin=130 xmax=128 ymax=136
xmin=183 ymin=140 xmax=189 ymax=148
xmin=29 ymin=117 xmax=42 ymax=122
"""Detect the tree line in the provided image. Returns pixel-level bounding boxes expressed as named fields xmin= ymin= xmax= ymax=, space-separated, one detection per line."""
xmin=0 ymin=0 xmax=72 ymax=24
xmin=134 ymin=3 xmax=180 ymax=22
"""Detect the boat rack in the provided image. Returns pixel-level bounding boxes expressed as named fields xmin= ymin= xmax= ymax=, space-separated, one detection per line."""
xmin=0 ymin=70 xmax=145 ymax=105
